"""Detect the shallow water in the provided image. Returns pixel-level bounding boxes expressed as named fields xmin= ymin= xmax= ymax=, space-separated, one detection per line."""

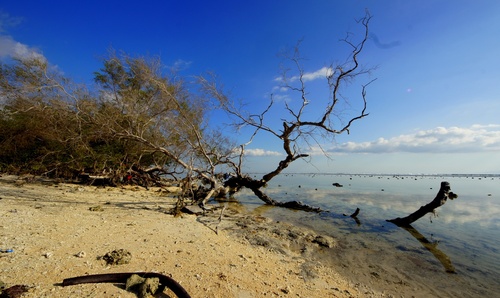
xmin=234 ymin=174 xmax=500 ymax=297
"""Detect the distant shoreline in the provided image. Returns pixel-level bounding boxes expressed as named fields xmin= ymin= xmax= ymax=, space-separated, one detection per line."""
xmin=248 ymin=172 xmax=500 ymax=177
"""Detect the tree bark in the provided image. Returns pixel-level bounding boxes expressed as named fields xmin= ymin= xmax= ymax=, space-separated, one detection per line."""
xmin=225 ymin=176 xmax=323 ymax=212
xmin=251 ymin=187 xmax=323 ymax=212
xmin=387 ymin=181 xmax=457 ymax=227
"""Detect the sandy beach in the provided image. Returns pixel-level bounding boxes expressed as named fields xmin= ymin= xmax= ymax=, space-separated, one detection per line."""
xmin=0 ymin=175 xmax=382 ymax=297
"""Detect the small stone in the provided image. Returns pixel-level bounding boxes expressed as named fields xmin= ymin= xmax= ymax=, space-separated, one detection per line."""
xmin=75 ymin=251 xmax=86 ymax=258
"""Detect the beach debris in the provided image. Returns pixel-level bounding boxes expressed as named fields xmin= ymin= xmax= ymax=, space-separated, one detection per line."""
xmin=62 ymin=272 xmax=191 ymax=298
xmin=42 ymin=252 xmax=53 ymax=258
xmin=125 ymin=274 xmax=160 ymax=298
xmin=0 ymin=249 xmax=13 ymax=253
xmin=102 ymin=249 xmax=132 ymax=265
xmin=343 ymin=208 xmax=361 ymax=225
xmin=0 ymin=284 xmax=29 ymax=298
xmin=74 ymin=251 xmax=86 ymax=258
xmin=88 ymin=205 xmax=104 ymax=212
xmin=343 ymin=207 xmax=360 ymax=218
xmin=332 ymin=182 xmax=343 ymax=187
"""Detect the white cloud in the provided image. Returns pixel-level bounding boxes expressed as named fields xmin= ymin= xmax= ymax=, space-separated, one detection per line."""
xmin=245 ymin=148 xmax=282 ymax=156
xmin=326 ymin=124 xmax=500 ymax=154
xmin=274 ymin=66 xmax=333 ymax=83
xmin=0 ymin=12 xmax=45 ymax=61
xmin=171 ymin=59 xmax=192 ymax=71
xmin=271 ymin=66 xmax=333 ymax=101
xmin=270 ymin=93 xmax=290 ymax=102
xmin=0 ymin=11 xmax=23 ymax=32
xmin=0 ymin=35 xmax=45 ymax=61
xmin=293 ymin=66 xmax=333 ymax=82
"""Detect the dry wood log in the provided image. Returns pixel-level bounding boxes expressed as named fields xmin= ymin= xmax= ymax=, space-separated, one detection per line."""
xmin=387 ymin=181 xmax=457 ymax=227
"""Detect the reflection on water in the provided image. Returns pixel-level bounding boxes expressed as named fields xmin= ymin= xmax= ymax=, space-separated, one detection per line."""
xmin=234 ymin=173 xmax=500 ymax=296
xmin=401 ymin=224 xmax=456 ymax=273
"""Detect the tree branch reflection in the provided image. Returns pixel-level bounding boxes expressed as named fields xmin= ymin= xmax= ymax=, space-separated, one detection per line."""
xmin=401 ymin=225 xmax=456 ymax=273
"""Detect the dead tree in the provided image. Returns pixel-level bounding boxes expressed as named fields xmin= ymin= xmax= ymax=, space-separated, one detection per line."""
xmin=201 ymin=12 xmax=374 ymax=211
xmin=387 ymin=181 xmax=458 ymax=227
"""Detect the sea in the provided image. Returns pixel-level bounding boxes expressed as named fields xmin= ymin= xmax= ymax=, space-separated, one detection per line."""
xmin=232 ymin=173 xmax=500 ymax=297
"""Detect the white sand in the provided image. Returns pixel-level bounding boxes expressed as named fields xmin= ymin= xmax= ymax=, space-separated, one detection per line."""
xmin=0 ymin=176 xmax=374 ymax=297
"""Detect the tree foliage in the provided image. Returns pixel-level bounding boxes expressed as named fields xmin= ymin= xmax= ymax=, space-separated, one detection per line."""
xmin=0 ymin=54 xmax=208 ymax=180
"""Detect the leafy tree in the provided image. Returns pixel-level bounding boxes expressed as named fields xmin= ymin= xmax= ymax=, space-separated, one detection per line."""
xmin=88 ymin=52 xmax=237 ymax=197
xmin=0 ymin=57 xmax=80 ymax=176
xmin=0 ymin=56 xmax=172 ymax=179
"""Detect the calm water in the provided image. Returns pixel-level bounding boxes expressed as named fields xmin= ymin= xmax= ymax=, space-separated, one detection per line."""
xmin=233 ymin=174 xmax=500 ymax=296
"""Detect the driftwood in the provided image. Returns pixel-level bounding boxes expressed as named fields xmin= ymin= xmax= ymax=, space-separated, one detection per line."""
xmin=252 ymin=187 xmax=323 ymax=212
xmin=62 ymin=272 xmax=191 ymax=298
xmin=387 ymin=181 xmax=457 ymax=226
xmin=344 ymin=207 xmax=361 ymax=225
xmin=224 ymin=176 xmax=323 ymax=212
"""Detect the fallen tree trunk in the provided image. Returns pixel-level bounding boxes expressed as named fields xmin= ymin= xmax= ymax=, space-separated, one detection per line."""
xmin=251 ymin=185 xmax=323 ymax=212
xmin=224 ymin=175 xmax=323 ymax=212
xmin=387 ymin=181 xmax=458 ymax=227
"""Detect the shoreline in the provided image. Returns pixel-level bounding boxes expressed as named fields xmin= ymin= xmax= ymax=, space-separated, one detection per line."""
xmin=0 ymin=175 xmax=370 ymax=297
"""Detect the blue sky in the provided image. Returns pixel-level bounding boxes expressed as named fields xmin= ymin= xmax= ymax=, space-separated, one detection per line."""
xmin=1 ymin=1 xmax=500 ymax=174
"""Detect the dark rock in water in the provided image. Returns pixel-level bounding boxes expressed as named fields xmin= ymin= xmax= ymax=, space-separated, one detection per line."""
xmin=332 ymin=183 xmax=343 ymax=187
